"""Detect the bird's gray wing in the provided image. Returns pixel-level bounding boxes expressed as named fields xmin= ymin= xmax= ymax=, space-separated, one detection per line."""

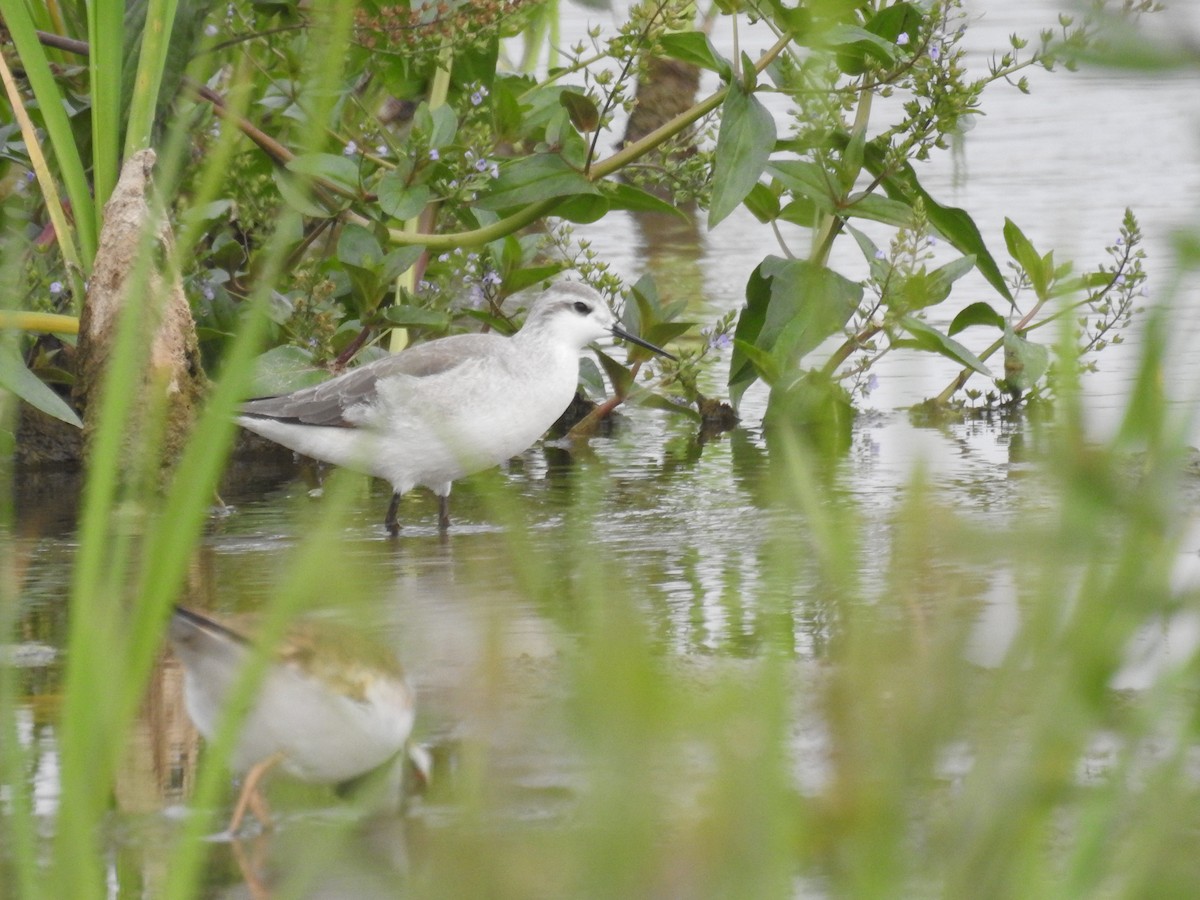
xmin=239 ymin=334 xmax=500 ymax=427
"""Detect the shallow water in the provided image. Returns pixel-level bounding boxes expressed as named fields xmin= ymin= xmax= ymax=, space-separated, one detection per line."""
xmin=6 ymin=1 xmax=1200 ymax=896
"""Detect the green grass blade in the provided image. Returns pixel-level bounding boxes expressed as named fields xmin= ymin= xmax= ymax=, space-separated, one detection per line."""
xmin=88 ymin=0 xmax=125 ymax=212
xmin=123 ymin=0 xmax=181 ymax=158
xmin=0 ymin=0 xmax=98 ymax=269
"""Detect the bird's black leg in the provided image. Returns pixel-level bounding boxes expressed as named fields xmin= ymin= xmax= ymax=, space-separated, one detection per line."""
xmin=437 ymin=495 xmax=451 ymax=532
xmin=384 ymin=492 xmax=401 ymax=536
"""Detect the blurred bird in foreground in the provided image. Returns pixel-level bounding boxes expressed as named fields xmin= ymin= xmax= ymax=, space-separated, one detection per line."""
xmin=169 ymin=605 xmax=427 ymax=834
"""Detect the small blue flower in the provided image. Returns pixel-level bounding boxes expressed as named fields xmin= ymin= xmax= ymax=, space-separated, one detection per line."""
xmin=470 ymin=85 xmax=489 ymax=107
xmin=438 ymin=252 xmax=450 ymax=263
xmin=474 ymin=157 xmax=490 ymax=173
xmin=49 ymin=281 xmax=63 ymax=296
xmin=343 ymin=140 xmax=358 ymax=157
xmin=418 ymin=280 xmax=432 ymax=292
xmin=429 ymin=148 xmax=440 ymax=161
xmin=929 ymin=45 xmax=941 ymax=61
xmin=489 ymin=163 xmax=500 ymax=179
xmin=867 ymin=374 xmax=880 ymax=393
xmin=204 ymin=24 xmax=218 ymax=37
xmin=896 ymin=33 xmax=910 ymax=47
xmin=483 ymin=270 xmax=502 ymax=287
xmin=874 ymin=249 xmax=885 ymax=260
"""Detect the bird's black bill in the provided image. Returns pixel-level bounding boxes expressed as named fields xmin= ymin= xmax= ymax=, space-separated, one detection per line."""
xmin=611 ymin=325 xmax=677 ymax=361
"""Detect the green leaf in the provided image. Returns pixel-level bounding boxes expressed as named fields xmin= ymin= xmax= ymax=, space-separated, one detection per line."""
xmin=949 ymin=302 xmax=1006 ymax=336
xmin=894 ymin=255 xmax=976 ymax=313
xmin=777 ymin=198 xmax=821 ymax=228
xmin=898 ymin=315 xmax=993 ymax=377
xmin=247 ymin=345 xmax=326 ymax=397
xmin=577 ymin=356 xmax=606 ymax=399
xmin=1002 ymin=327 xmax=1049 ymax=392
xmin=764 ymin=370 xmax=854 ymax=457
xmin=766 ymin=160 xmax=836 ymax=211
xmin=729 ymin=257 xmax=861 ymax=408
xmin=506 ymin=264 xmax=568 ymax=293
xmin=0 ymin=344 xmax=82 ymax=427
xmin=657 ymin=32 xmax=733 ymax=78
xmin=744 ymin=182 xmax=781 ymax=222
xmin=594 ymin=347 xmax=633 ymax=397
xmin=1049 ymin=271 xmax=1113 ymax=298
xmin=559 ymin=89 xmax=600 ymax=132
xmin=859 ymin=143 xmax=1013 ymax=303
xmin=381 ymin=305 xmax=452 ymax=329
xmin=846 ymin=224 xmax=892 ymax=283
xmin=635 ymin=392 xmax=702 ymax=420
xmin=272 ymin=168 xmax=329 ymax=217
xmin=1003 ymin=218 xmax=1049 ymax=299
xmin=377 ymin=173 xmax=433 ymax=221
xmin=473 ymin=154 xmax=598 ymax=211
xmin=843 ymin=192 xmax=913 ymax=226
xmin=337 ymin=224 xmax=384 ymax=270
xmin=415 ymin=102 xmax=458 ymax=148
xmin=599 ymin=181 xmax=691 ymax=220
xmin=286 ymin=152 xmax=360 ymax=191
xmin=381 ymin=245 xmax=425 ymax=283
xmin=832 ymin=3 xmax=923 ymax=73
xmin=731 ymin=338 xmax=782 ymax=386
xmin=709 ymin=82 xmax=777 ymax=229
xmin=829 ymin=24 xmax=900 ymax=74
xmin=555 ymin=194 xmax=609 ymax=224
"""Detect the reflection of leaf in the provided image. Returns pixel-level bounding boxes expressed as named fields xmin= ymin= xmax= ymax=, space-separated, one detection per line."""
xmin=709 ymin=83 xmax=776 ymax=228
xmin=0 ymin=344 xmax=82 ymax=427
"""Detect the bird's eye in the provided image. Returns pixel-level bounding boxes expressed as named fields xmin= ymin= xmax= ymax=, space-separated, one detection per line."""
xmin=573 ymin=301 xmax=591 ymax=315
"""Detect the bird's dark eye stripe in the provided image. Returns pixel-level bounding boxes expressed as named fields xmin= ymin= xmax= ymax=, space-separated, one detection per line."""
xmin=572 ymin=301 xmax=591 ymax=314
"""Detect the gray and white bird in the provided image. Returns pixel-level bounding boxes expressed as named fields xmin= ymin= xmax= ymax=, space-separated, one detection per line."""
xmin=237 ymin=282 xmax=675 ymax=534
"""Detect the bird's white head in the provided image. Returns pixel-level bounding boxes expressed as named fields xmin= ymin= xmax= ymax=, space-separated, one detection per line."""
xmin=519 ymin=282 xmax=676 ymax=359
